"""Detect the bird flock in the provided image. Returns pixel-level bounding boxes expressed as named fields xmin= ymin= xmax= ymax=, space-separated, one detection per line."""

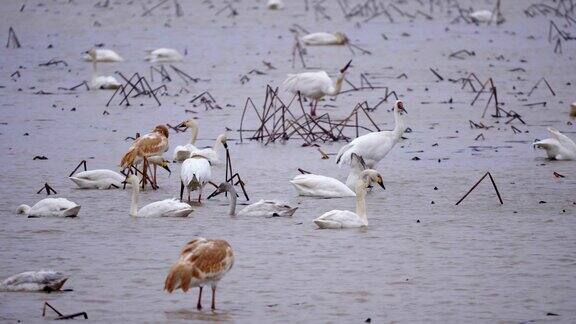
xmin=4 ymin=0 xmax=576 ymax=316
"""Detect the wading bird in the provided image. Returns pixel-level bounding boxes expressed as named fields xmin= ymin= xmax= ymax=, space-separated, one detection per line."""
xmin=282 ymin=60 xmax=352 ymax=116
xmin=533 ymin=128 xmax=576 ymax=160
xmin=173 ymin=119 xmax=199 ymax=162
xmin=120 ymin=125 xmax=170 ymax=188
xmin=181 ymin=153 xmax=212 ymax=204
xmin=337 ymin=100 xmax=407 ymax=168
xmin=314 ymin=170 xmax=385 ymax=229
xmin=126 ymin=175 xmax=192 ymax=217
xmin=164 ymin=238 xmax=235 ymax=310
xmin=16 ymin=198 xmax=81 ymax=218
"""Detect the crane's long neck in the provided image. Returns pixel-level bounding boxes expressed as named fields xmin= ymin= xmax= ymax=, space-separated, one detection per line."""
xmin=228 ymin=189 xmax=237 ymax=215
xmin=327 ymin=72 xmax=346 ymax=96
xmin=189 ymin=126 xmax=198 ymax=145
xmin=354 ymin=181 xmax=367 ymax=224
xmin=212 ymin=137 xmax=222 ymax=153
xmin=130 ymin=180 xmax=139 ymax=216
xmin=392 ymin=109 xmax=406 ymax=139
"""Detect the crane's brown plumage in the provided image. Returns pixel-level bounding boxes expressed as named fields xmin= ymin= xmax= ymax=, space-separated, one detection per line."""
xmin=164 ymin=238 xmax=234 ymax=310
xmin=120 ymin=125 xmax=169 ymax=169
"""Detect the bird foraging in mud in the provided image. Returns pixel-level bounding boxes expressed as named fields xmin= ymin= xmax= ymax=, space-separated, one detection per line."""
xmin=0 ymin=270 xmax=69 ymax=292
xmin=336 ymin=100 xmax=407 ymax=168
xmin=282 ymin=60 xmax=352 ymax=116
xmin=164 ymin=238 xmax=234 ymax=310
xmin=16 ymin=198 xmax=81 ymax=218
xmin=120 ymin=125 xmax=170 ymax=188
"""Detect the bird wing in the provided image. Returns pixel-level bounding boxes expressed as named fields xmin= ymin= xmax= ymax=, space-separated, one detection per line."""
xmin=181 ymin=157 xmax=212 ymax=187
xmin=181 ymin=240 xmax=234 ymax=279
xmin=137 ymin=199 xmax=191 ymax=217
xmin=282 ymin=72 xmax=332 ymax=96
xmin=302 ymin=32 xmax=337 ymax=45
xmin=2 ymin=270 xmax=65 ymax=286
xmin=135 ymin=133 xmax=169 ymax=157
xmin=75 ymin=170 xmax=123 ymax=181
xmin=291 ymin=174 xmax=355 ymax=197
xmin=337 ymin=132 xmax=392 ymax=167
xmin=548 ymin=128 xmax=576 ymax=151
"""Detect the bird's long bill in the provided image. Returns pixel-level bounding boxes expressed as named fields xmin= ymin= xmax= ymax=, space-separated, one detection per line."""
xmin=340 ymin=59 xmax=353 ymax=73
xmin=162 ymin=165 xmax=171 ymax=175
xmin=378 ymin=180 xmax=386 ymax=190
xmin=402 ymin=107 xmax=408 ymax=114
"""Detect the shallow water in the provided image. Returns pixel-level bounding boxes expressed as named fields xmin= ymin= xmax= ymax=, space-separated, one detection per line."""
xmin=1 ymin=0 xmax=575 ymax=323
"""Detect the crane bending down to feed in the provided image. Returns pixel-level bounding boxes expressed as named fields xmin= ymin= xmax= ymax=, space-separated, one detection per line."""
xmin=533 ymin=128 xmax=576 ymax=160
xmin=337 ymin=100 xmax=407 ymax=168
xmin=16 ymin=198 xmax=81 ymax=218
xmin=282 ymin=60 xmax=352 ymax=116
xmin=0 ymin=270 xmax=68 ymax=292
xmin=87 ymin=49 xmax=121 ymax=90
xmin=165 ymin=238 xmax=234 ymax=310
xmin=314 ymin=169 xmax=385 ymax=229
xmin=120 ymin=125 xmax=170 ymax=188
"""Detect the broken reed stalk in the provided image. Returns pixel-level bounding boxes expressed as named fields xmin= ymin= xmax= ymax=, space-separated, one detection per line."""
xmin=37 ymin=183 xmax=57 ymax=195
xmin=68 ymin=160 xmax=88 ymax=177
xmin=455 ymin=171 xmax=503 ymax=205
xmin=6 ymin=27 xmax=21 ymax=48
xmin=207 ymin=144 xmax=249 ymax=201
xmin=43 ymin=302 xmax=88 ymax=320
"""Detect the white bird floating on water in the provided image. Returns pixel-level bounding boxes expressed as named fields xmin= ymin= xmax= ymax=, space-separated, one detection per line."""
xmin=145 ymin=48 xmax=183 ymax=63
xmin=302 ymin=32 xmax=348 ymax=45
xmin=181 ymin=153 xmax=212 ymax=204
xmin=209 ymin=182 xmax=298 ymax=217
xmin=16 ymin=198 xmax=81 ymax=218
xmin=87 ymin=49 xmax=121 ymax=90
xmin=173 ymin=119 xmax=199 ymax=163
xmin=290 ymin=172 xmax=355 ymax=198
xmin=267 ymin=0 xmax=284 ymax=10
xmin=533 ymin=128 xmax=576 ymax=161
xmin=69 ymin=169 xmax=127 ymax=189
xmin=337 ymin=100 xmax=407 ymax=168
xmin=0 ymin=270 xmax=68 ymax=292
xmin=192 ymin=133 xmax=228 ymax=166
xmin=282 ymin=60 xmax=352 ymax=116
xmin=314 ymin=169 xmax=385 ymax=229
xmin=127 ymin=175 xmax=192 ymax=217
xmin=164 ymin=238 xmax=234 ymax=310
xmin=82 ymin=48 xmax=123 ymax=62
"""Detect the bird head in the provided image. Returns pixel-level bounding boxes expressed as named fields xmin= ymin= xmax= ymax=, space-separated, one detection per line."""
xmin=395 ymin=100 xmax=407 ymax=115
xmin=154 ymin=125 xmax=170 ymax=138
xmin=340 ymin=59 xmax=352 ymax=74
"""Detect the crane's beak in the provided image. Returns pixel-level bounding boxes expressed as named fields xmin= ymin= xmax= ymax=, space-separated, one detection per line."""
xmin=162 ymin=164 xmax=171 ymax=174
xmin=340 ymin=59 xmax=352 ymax=73
xmin=377 ymin=179 xmax=385 ymax=190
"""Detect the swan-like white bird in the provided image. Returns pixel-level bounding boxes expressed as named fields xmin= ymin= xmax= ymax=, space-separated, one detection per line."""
xmin=16 ymin=198 xmax=81 ymax=218
xmin=193 ymin=133 xmax=227 ymax=165
xmin=290 ymin=172 xmax=355 ymax=198
xmin=469 ymin=10 xmax=495 ymax=23
xmin=533 ymin=128 xmax=576 ymax=160
xmin=181 ymin=153 xmax=212 ymax=204
xmin=345 ymin=153 xmax=368 ymax=189
xmin=0 ymin=270 xmax=68 ymax=292
xmin=337 ymin=100 xmax=407 ymax=168
xmin=282 ymin=60 xmax=352 ymax=116
xmin=209 ymin=182 xmax=298 ymax=217
xmin=87 ymin=49 xmax=121 ymax=90
xmin=145 ymin=48 xmax=183 ymax=63
xmin=314 ymin=169 xmax=384 ymax=229
xmin=173 ymin=119 xmax=199 ymax=162
xmin=164 ymin=238 xmax=234 ymax=310
xmin=82 ymin=48 xmax=123 ymax=62
xmin=69 ymin=169 xmax=127 ymax=189
xmin=267 ymin=0 xmax=284 ymax=10
xmin=302 ymin=32 xmax=348 ymax=45
xmin=127 ymin=175 xmax=192 ymax=217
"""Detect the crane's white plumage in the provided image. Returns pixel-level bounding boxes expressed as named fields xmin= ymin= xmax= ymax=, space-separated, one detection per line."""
xmin=534 ymin=128 xmax=576 ymax=160
xmin=290 ymin=173 xmax=355 ymax=198
xmin=69 ymin=169 xmax=126 ymax=189
xmin=302 ymin=32 xmax=348 ymax=45
xmin=238 ymin=199 xmax=298 ymax=217
xmin=181 ymin=155 xmax=212 ymax=203
xmin=16 ymin=198 xmax=81 ymax=217
xmin=127 ymin=175 xmax=192 ymax=217
xmin=337 ymin=100 xmax=407 ymax=168
xmin=0 ymin=270 xmax=68 ymax=292
xmin=314 ymin=170 xmax=384 ymax=229
xmin=145 ymin=48 xmax=183 ymax=63
xmin=82 ymin=49 xmax=123 ymax=62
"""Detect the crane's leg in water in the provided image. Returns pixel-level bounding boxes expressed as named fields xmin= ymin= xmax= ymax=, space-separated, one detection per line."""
xmin=211 ymin=285 xmax=216 ymax=310
xmin=197 ymin=287 xmax=203 ymax=310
